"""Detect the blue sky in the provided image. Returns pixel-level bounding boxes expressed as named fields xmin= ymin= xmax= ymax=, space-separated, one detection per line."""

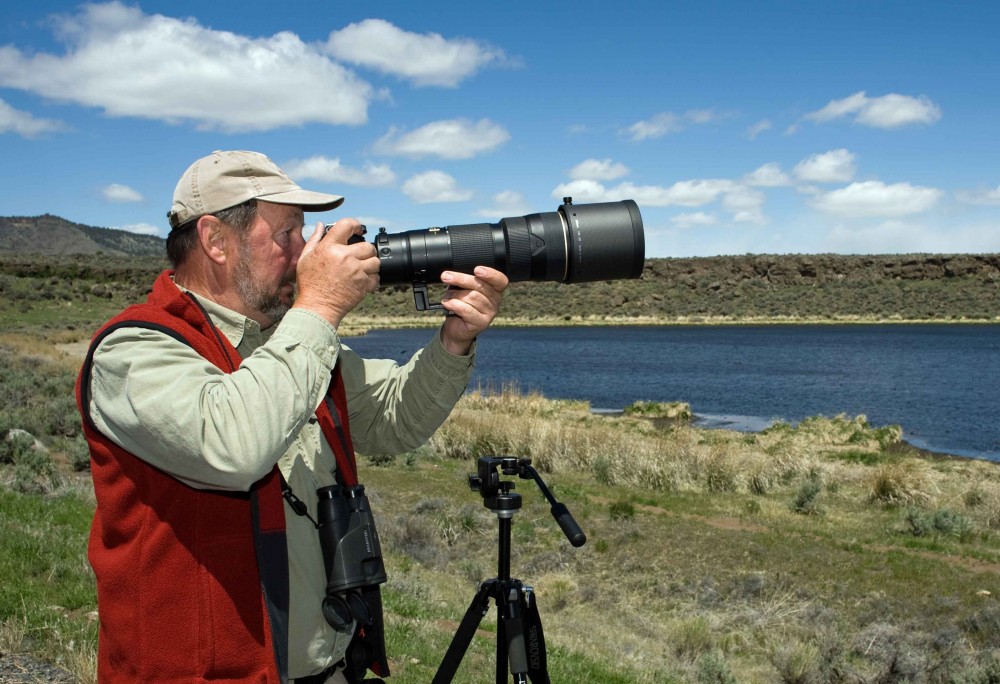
xmin=2 ymin=1 xmax=999 ymax=258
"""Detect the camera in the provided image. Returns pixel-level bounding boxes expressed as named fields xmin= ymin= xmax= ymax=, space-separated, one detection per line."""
xmin=316 ymin=484 xmax=387 ymax=631
xmin=348 ymin=197 xmax=644 ymax=310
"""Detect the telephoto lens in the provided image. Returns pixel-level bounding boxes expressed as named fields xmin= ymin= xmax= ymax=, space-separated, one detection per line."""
xmin=370 ymin=198 xmax=644 ymax=289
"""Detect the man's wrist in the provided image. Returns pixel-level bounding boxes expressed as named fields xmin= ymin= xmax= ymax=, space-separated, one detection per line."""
xmin=291 ymin=299 xmax=345 ymax=330
xmin=439 ymin=327 xmax=476 ymax=356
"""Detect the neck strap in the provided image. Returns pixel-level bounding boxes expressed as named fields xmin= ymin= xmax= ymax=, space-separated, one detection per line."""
xmin=315 ymin=363 xmax=359 ymax=487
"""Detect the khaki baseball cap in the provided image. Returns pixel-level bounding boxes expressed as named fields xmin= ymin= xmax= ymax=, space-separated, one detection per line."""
xmin=167 ymin=150 xmax=344 ymax=229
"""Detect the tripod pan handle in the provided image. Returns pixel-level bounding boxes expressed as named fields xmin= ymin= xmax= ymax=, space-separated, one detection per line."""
xmin=551 ymin=503 xmax=586 ymax=547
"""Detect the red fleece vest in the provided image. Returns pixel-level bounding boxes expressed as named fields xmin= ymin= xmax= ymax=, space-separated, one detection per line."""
xmin=76 ymin=271 xmax=357 ymax=683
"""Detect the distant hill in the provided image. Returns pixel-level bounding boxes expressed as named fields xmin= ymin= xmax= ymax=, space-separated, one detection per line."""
xmin=2 ymin=214 xmax=999 ymax=324
xmin=0 ymin=214 xmax=165 ymax=257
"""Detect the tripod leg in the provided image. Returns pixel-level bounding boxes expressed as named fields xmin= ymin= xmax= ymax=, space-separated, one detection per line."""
xmin=432 ymin=581 xmax=495 ymax=684
xmin=501 ymin=584 xmax=529 ymax=684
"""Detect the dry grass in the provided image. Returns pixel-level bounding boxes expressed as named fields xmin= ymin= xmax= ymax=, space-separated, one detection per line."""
xmin=434 ymin=390 xmax=870 ymax=499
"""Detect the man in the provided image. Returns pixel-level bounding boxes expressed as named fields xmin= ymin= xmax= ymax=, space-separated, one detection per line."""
xmin=75 ymin=150 xmax=508 ymax=683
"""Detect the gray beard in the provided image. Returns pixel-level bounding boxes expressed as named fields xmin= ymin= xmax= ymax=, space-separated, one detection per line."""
xmin=234 ymin=241 xmax=293 ymax=325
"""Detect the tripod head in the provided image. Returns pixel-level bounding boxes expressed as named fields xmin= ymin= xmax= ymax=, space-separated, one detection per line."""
xmin=469 ymin=456 xmax=586 ymax=547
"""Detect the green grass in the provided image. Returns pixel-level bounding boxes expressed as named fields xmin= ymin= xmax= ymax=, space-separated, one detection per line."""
xmin=0 ymin=488 xmax=97 ymax=680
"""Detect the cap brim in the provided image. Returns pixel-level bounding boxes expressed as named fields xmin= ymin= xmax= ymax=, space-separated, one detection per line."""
xmin=258 ymin=188 xmax=345 ymax=212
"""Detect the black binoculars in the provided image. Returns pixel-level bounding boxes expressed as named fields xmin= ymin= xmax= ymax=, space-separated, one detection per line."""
xmin=316 ymin=483 xmax=387 ymax=631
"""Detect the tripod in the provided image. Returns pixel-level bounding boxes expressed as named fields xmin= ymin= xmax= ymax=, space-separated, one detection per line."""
xmin=432 ymin=457 xmax=586 ymax=684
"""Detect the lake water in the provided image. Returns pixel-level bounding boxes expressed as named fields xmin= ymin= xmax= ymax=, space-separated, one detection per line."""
xmin=343 ymin=324 xmax=1000 ymax=462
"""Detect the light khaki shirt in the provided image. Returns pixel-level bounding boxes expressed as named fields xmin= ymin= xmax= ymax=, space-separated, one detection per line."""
xmin=88 ymin=288 xmax=474 ymax=677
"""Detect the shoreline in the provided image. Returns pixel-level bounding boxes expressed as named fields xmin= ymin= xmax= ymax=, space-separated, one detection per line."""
xmin=595 ymin=407 xmax=1000 ymax=464
xmin=339 ymin=314 xmax=1000 ymax=337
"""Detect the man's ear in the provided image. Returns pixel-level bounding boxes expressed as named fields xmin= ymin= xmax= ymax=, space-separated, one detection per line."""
xmin=195 ymin=215 xmax=230 ymax=266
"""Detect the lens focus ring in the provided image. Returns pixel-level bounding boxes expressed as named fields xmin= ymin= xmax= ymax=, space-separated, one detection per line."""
xmin=449 ymin=224 xmax=499 ymax=273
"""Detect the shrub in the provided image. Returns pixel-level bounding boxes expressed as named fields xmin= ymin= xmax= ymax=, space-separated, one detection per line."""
xmin=703 ymin=453 xmax=740 ymax=493
xmin=770 ymin=641 xmax=820 ymax=684
xmin=696 ymin=651 xmax=737 ymax=684
xmin=5 ymin=429 xmax=59 ymax=494
xmin=623 ymin=400 xmax=692 ymax=421
xmin=962 ymin=486 xmax=987 ymax=508
xmin=1 ymin=428 xmax=37 ymax=464
xmin=48 ymin=435 xmax=91 ymax=472
xmin=964 ymin=604 xmax=1000 ymax=649
xmin=905 ymin=508 xmax=975 ymax=541
xmin=670 ymin=616 xmax=715 ymax=659
xmin=791 ymin=477 xmax=823 ymax=516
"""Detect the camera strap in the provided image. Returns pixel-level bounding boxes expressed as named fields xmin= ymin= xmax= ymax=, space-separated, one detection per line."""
xmin=315 ymin=363 xmax=359 ymax=488
xmin=522 ymin=589 xmax=549 ymax=684
xmin=313 ymin=364 xmax=391 ymax=681
xmin=281 ymin=364 xmax=358 ymax=525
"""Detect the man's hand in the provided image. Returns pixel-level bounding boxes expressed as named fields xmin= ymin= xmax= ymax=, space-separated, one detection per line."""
xmin=293 ymin=219 xmax=380 ymax=328
xmin=439 ymin=266 xmax=509 ymax=355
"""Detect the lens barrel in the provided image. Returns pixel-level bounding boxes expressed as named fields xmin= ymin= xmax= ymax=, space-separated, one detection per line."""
xmin=373 ymin=199 xmax=643 ymax=286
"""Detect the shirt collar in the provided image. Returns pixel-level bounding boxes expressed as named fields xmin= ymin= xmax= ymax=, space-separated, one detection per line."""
xmin=171 ymin=278 xmax=264 ymax=352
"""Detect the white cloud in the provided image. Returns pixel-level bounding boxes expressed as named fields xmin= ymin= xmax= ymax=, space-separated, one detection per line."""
xmin=324 ymin=18 xmax=511 ymax=87
xmin=812 ymin=181 xmax=943 ymax=218
xmin=803 ymin=91 xmax=942 ymax=129
xmin=0 ymin=98 xmax=67 ymax=137
xmin=624 ymin=113 xmax=682 ymax=141
xmin=0 ymin=2 xmax=373 ymax=132
xmin=686 ymin=109 xmax=727 ymax=125
xmin=569 ymin=158 xmax=629 ymax=181
xmin=102 ymin=183 xmax=144 ymax=203
xmin=282 ymin=156 xmax=395 ymax=187
xmin=476 ymin=191 xmax=533 ymax=218
xmin=373 ymin=118 xmax=510 ymax=159
xmin=550 ymin=179 xmax=611 ymax=204
xmin=744 ymin=162 xmax=792 ymax=187
xmin=116 ymin=222 xmax=161 ymax=236
xmin=552 ymin=177 xmax=765 ymax=224
xmin=747 ymin=119 xmax=772 ymax=139
xmin=622 ymin=109 xmax=730 ymax=142
xmin=723 ymin=186 xmax=767 ymax=224
xmin=671 ymin=212 xmax=717 ymax=229
xmin=402 ymin=170 xmax=473 ymax=203
xmin=651 ymin=179 xmax=737 ymax=206
xmin=552 ymin=179 xmax=736 ymax=207
xmin=956 ymin=185 xmax=1000 ymax=206
xmin=794 ymin=149 xmax=857 ymax=183
xmin=353 ymin=216 xmax=396 ymax=231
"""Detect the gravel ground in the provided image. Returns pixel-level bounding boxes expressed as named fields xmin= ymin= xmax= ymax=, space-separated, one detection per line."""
xmin=0 ymin=653 xmax=76 ymax=683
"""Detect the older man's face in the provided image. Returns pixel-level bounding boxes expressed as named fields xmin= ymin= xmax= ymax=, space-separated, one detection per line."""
xmin=232 ymin=201 xmax=306 ymax=326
